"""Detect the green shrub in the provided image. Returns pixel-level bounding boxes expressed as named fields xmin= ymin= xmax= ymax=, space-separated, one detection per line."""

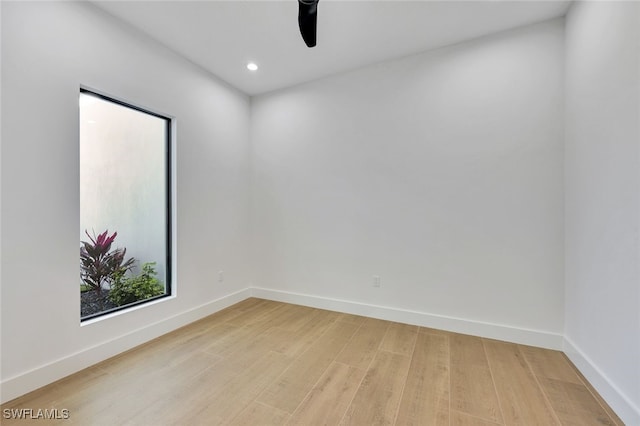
xmin=109 ymin=262 xmax=164 ymax=306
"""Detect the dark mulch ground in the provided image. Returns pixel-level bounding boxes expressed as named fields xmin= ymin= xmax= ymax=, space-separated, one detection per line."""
xmin=81 ymin=290 xmax=117 ymax=318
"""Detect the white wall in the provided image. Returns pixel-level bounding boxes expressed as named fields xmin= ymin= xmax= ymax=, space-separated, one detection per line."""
xmin=1 ymin=1 xmax=252 ymax=402
xmin=251 ymin=19 xmax=565 ymax=344
xmin=564 ymin=2 xmax=640 ymax=423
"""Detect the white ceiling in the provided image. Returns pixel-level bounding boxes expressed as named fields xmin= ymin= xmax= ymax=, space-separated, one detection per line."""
xmin=91 ymin=0 xmax=571 ymax=96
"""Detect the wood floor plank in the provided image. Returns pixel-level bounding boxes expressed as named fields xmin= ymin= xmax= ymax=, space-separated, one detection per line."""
xmin=335 ymin=317 xmax=389 ymax=369
xmin=204 ymin=307 xmax=298 ymax=359
xmin=268 ymin=309 xmax=340 ymax=357
xmin=287 ymin=362 xmax=365 ymax=426
xmin=202 ymin=323 xmax=257 ymax=356
xmin=0 ymin=413 xmax=72 ymax=426
xmin=136 ymin=350 xmax=291 ymax=425
xmin=451 ymin=410 xmax=503 ymax=426
xmin=276 ymin=305 xmax=322 ymax=332
xmin=226 ymin=401 xmax=290 ymax=426
xmin=258 ymin=321 xmax=360 ymax=413
xmin=123 ymin=328 xmax=280 ymax=425
xmin=52 ymin=372 xmax=149 ymax=423
xmin=538 ymin=377 xmax=617 ymax=426
xmin=225 ymin=299 xmax=282 ymax=327
xmin=2 ymin=366 xmax=108 ymax=425
xmin=29 ymin=348 xmax=221 ymax=426
xmin=123 ymin=362 xmax=229 ymax=425
xmin=99 ymin=323 xmax=229 ymax=380
xmin=395 ymin=332 xmax=450 ymax=426
xmin=195 ymin=351 xmax=292 ymax=424
xmin=450 ymin=333 xmax=503 ymax=424
xmin=520 ymin=345 xmax=583 ymax=384
xmin=483 ymin=339 xmax=560 ymax=425
xmin=340 ymin=350 xmax=411 ymax=426
xmin=380 ymin=322 xmax=418 ymax=356
xmin=203 ymin=328 xmax=290 ymax=379
xmin=255 ymin=302 xmax=317 ymax=330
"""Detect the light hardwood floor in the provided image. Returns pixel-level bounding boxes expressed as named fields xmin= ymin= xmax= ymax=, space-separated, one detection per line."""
xmin=1 ymin=298 xmax=623 ymax=425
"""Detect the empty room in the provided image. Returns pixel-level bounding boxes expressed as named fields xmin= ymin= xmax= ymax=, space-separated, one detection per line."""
xmin=1 ymin=0 xmax=639 ymax=425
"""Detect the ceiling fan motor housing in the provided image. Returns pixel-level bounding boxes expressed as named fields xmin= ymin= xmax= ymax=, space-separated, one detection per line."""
xmin=298 ymin=0 xmax=319 ymax=47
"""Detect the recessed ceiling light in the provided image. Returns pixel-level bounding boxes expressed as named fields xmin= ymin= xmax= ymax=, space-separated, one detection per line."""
xmin=246 ymin=62 xmax=258 ymax=71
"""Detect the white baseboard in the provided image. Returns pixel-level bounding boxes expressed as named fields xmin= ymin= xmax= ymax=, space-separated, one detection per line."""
xmin=0 ymin=288 xmax=251 ymax=405
xmin=250 ymin=287 xmax=564 ymax=350
xmin=563 ymin=337 xmax=640 ymax=426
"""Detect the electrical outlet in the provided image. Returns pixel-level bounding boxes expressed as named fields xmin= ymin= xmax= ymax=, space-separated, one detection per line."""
xmin=218 ymin=270 xmax=224 ymax=282
xmin=373 ymin=275 xmax=381 ymax=288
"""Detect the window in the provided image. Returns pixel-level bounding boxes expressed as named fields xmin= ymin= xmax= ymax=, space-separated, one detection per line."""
xmin=80 ymin=89 xmax=172 ymax=321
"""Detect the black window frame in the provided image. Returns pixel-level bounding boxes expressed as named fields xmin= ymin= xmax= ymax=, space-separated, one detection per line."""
xmin=80 ymin=88 xmax=173 ymax=322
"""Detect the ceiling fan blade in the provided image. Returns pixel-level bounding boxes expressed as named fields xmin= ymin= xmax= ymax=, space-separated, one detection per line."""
xmin=298 ymin=0 xmax=319 ymax=48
